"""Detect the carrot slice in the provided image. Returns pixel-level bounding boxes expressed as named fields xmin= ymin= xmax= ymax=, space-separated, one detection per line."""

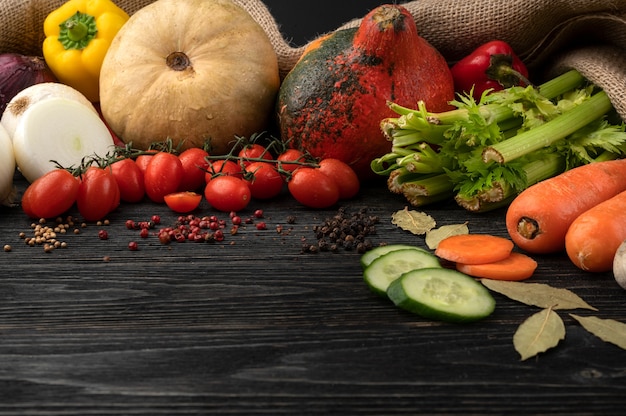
xmin=435 ymin=234 xmax=514 ymax=265
xmin=456 ymin=252 xmax=538 ymax=281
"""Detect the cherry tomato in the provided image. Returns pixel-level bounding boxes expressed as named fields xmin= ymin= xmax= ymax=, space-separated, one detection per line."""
xmin=204 ymin=159 xmax=244 ymax=184
xmin=288 ymin=167 xmax=340 ymax=209
xmin=204 ymin=175 xmax=251 ymax=212
xmin=144 ymin=152 xmax=184 ymax=203
xmin=244 ymin=161 xmax=284 ymax=200
xmin=178 ymin=148 xmax=210 ymax=191
xmin=163 ymin=191 xmax=202 ymax=213
xmin=77 ymin=166 xmax=120 ymax=221
xmin=318 ymin=158 xmax=360 ymax=199
xmin=110 ymin=158 xmax=145 ymax=203
xmin=276 ymin=149 xmax=307 ymax=174
xmin=21 ymin=169 xmax=79 ymax=219
xmin=135 ymin=150 xmax=158 ymax=175
xmin=238 ymin=143 xmax=272 ymax=167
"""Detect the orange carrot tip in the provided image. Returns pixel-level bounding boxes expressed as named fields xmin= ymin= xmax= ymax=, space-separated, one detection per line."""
xmin=565 ymin=189 xmax=626 ymax=273
xmin=434 ymin=234 xmax=514 ymax=265
xmin=456 ymin=252 xmax=538 ymax=281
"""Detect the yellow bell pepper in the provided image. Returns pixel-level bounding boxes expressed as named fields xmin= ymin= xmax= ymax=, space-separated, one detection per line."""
xmin=43 ymin=0 xmax=129 ymax=102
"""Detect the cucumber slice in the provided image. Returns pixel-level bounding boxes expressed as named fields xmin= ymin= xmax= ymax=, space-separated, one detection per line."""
xmin=387 ymin=268 xmax=496 ymax=323
xmin=360 ymin=244 xmax=430 ymax=269
xmin=363 ymin=248 xmax=441 ymax=296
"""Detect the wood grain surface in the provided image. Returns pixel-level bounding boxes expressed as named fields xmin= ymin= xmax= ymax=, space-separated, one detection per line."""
xmin=1 ymin=172 xmax=625 ymax=415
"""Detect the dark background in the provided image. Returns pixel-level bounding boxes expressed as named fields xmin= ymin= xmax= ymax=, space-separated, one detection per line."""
xmin=262 ymin=1 xmax=406 ymax=46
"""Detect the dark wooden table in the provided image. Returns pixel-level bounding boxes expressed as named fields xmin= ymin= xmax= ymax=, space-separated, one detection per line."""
xmin=1 ymin=171 xmax=625 ymax=415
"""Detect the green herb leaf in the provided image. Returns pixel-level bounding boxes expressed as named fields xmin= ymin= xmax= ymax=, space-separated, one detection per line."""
xmin=514 ymin=308 xmax=565 ymax=360
xmin=481 ymin=280 xmax=597 ymax=311
xmin=391 ymin=207 xmax=436 ymax=235
xmin=570 ymin=314 xmax=626 ymax=350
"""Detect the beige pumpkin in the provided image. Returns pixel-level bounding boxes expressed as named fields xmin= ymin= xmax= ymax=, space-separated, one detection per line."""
xmin=99 ymin=0 xmax=280 ymax=154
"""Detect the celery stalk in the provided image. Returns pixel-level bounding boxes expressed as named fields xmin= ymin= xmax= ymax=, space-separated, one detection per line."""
xmin=376 ymin=69 xmax=626 ymax=212
xmin=401 ymin=173 xmax=455 ymax=207
xmin=455 ymin=153 xmax=565 ymax=212
xmin=482 ymin=91 xmax=613 ymax=164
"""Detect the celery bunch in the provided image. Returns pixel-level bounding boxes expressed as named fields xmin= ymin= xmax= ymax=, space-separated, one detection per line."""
xmin=372 ymin=70 xmax=626 ymax=212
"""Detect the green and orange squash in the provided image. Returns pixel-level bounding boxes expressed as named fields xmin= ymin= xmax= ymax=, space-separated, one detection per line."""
xmin=277 ymin=4 xmax=455 ymax=180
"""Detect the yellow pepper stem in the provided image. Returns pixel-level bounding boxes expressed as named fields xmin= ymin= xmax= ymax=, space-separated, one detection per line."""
xmin=58 ymin=11 xmax=98 ymax=50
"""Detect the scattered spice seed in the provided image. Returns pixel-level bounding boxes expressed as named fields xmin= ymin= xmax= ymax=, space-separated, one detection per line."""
xmin=302 ymin=207 xmax=378 ymax=254
xmin=21 ymin=217 xmax=73 ymax=252
xmin=4 ymin=244 xmax=11 ymax=252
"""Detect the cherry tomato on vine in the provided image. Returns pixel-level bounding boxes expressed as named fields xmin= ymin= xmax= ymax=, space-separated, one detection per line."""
xmin=110 ymin=158 xmax=145 ymax=203
xmin=21 ymin=169 xmax=79 ymax=219
xmin=204 ymin=159 xmax=244 ymax=184
xmin=77 ymin=166 xmax=120 ymax=221
xmin=204 ymin=175 xmax=251 ymax=212
xmin=318 ymin=158 xmax=360 ymax=199
xmin=178 ymin=147 xmax=210 ymax=192
xmin=164 ymin=191 xmax=202 ymax=213
xmin=277 ymin=149 xmax=307 ymax=173
xmin=238 ymin=143 xmax=272 ymax=167
xmin=244 ymin=161 xmax=284 ymax=200
xmin=135 ymin=150 xmax=158 ymax=174
xmin=144 ymin=152 xmax=184 ymax=203
xmin=288 ymin=167 xmax=340 ymax=209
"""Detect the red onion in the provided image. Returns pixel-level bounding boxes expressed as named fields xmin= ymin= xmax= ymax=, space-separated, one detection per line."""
xmin=0 ymin=53 xmax=58 ymax=113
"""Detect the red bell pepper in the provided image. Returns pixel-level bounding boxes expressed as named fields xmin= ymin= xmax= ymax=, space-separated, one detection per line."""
xmin=450 ymin=40 xmax=531 ymax=101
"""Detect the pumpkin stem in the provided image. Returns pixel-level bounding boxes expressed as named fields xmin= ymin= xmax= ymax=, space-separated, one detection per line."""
xmin=166 ymin=51 xmax=192 ymax=71
xmin=370 ymin=5 xmax=403 ymax=30
xmin=354 ymin=5 xmax=416 ymax=58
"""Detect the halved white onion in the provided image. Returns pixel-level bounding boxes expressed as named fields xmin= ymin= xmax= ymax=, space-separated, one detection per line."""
xmin=13 ymin=97 xmax=114 ymax=183
xmin=1 ymin=82 xmax=97 ymax=140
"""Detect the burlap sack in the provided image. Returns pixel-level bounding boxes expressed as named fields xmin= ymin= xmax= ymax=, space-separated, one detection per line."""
xmin=2 ymin=0 xmax=626 ymax=116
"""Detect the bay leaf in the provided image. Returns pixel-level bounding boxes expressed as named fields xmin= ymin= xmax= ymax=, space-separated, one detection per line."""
xmin=425 ymin=222 xmax=469 ymax=249
xmin=570 ymin=314 xmax=626 ymax=350
xmin=391 ymin=207 xmax=436 ymax=235
xmin=481 ymin=279 xmax=597 ymax=311
xmin=514 ymin=308 xmax=565 ymax=360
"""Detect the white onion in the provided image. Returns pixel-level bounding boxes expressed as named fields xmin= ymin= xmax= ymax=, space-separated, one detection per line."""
xmin=0 ymin=123 xmax=16 ymax=205
xmin=1 ymin=82 xmax=97 ymax=140
xmin=13 ymin=97 xmax=115 ymax=183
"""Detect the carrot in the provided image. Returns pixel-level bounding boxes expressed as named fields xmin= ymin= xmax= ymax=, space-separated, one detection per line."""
xmin=456 ymin=252 xmax=538 ymax=281
xmin=434 ymin=234 xmax=514 ymax=265
xmin=565 ymin=189 xmax=626 ymax=273
xmin=505 ymin=159 xmax=626 ymax=254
